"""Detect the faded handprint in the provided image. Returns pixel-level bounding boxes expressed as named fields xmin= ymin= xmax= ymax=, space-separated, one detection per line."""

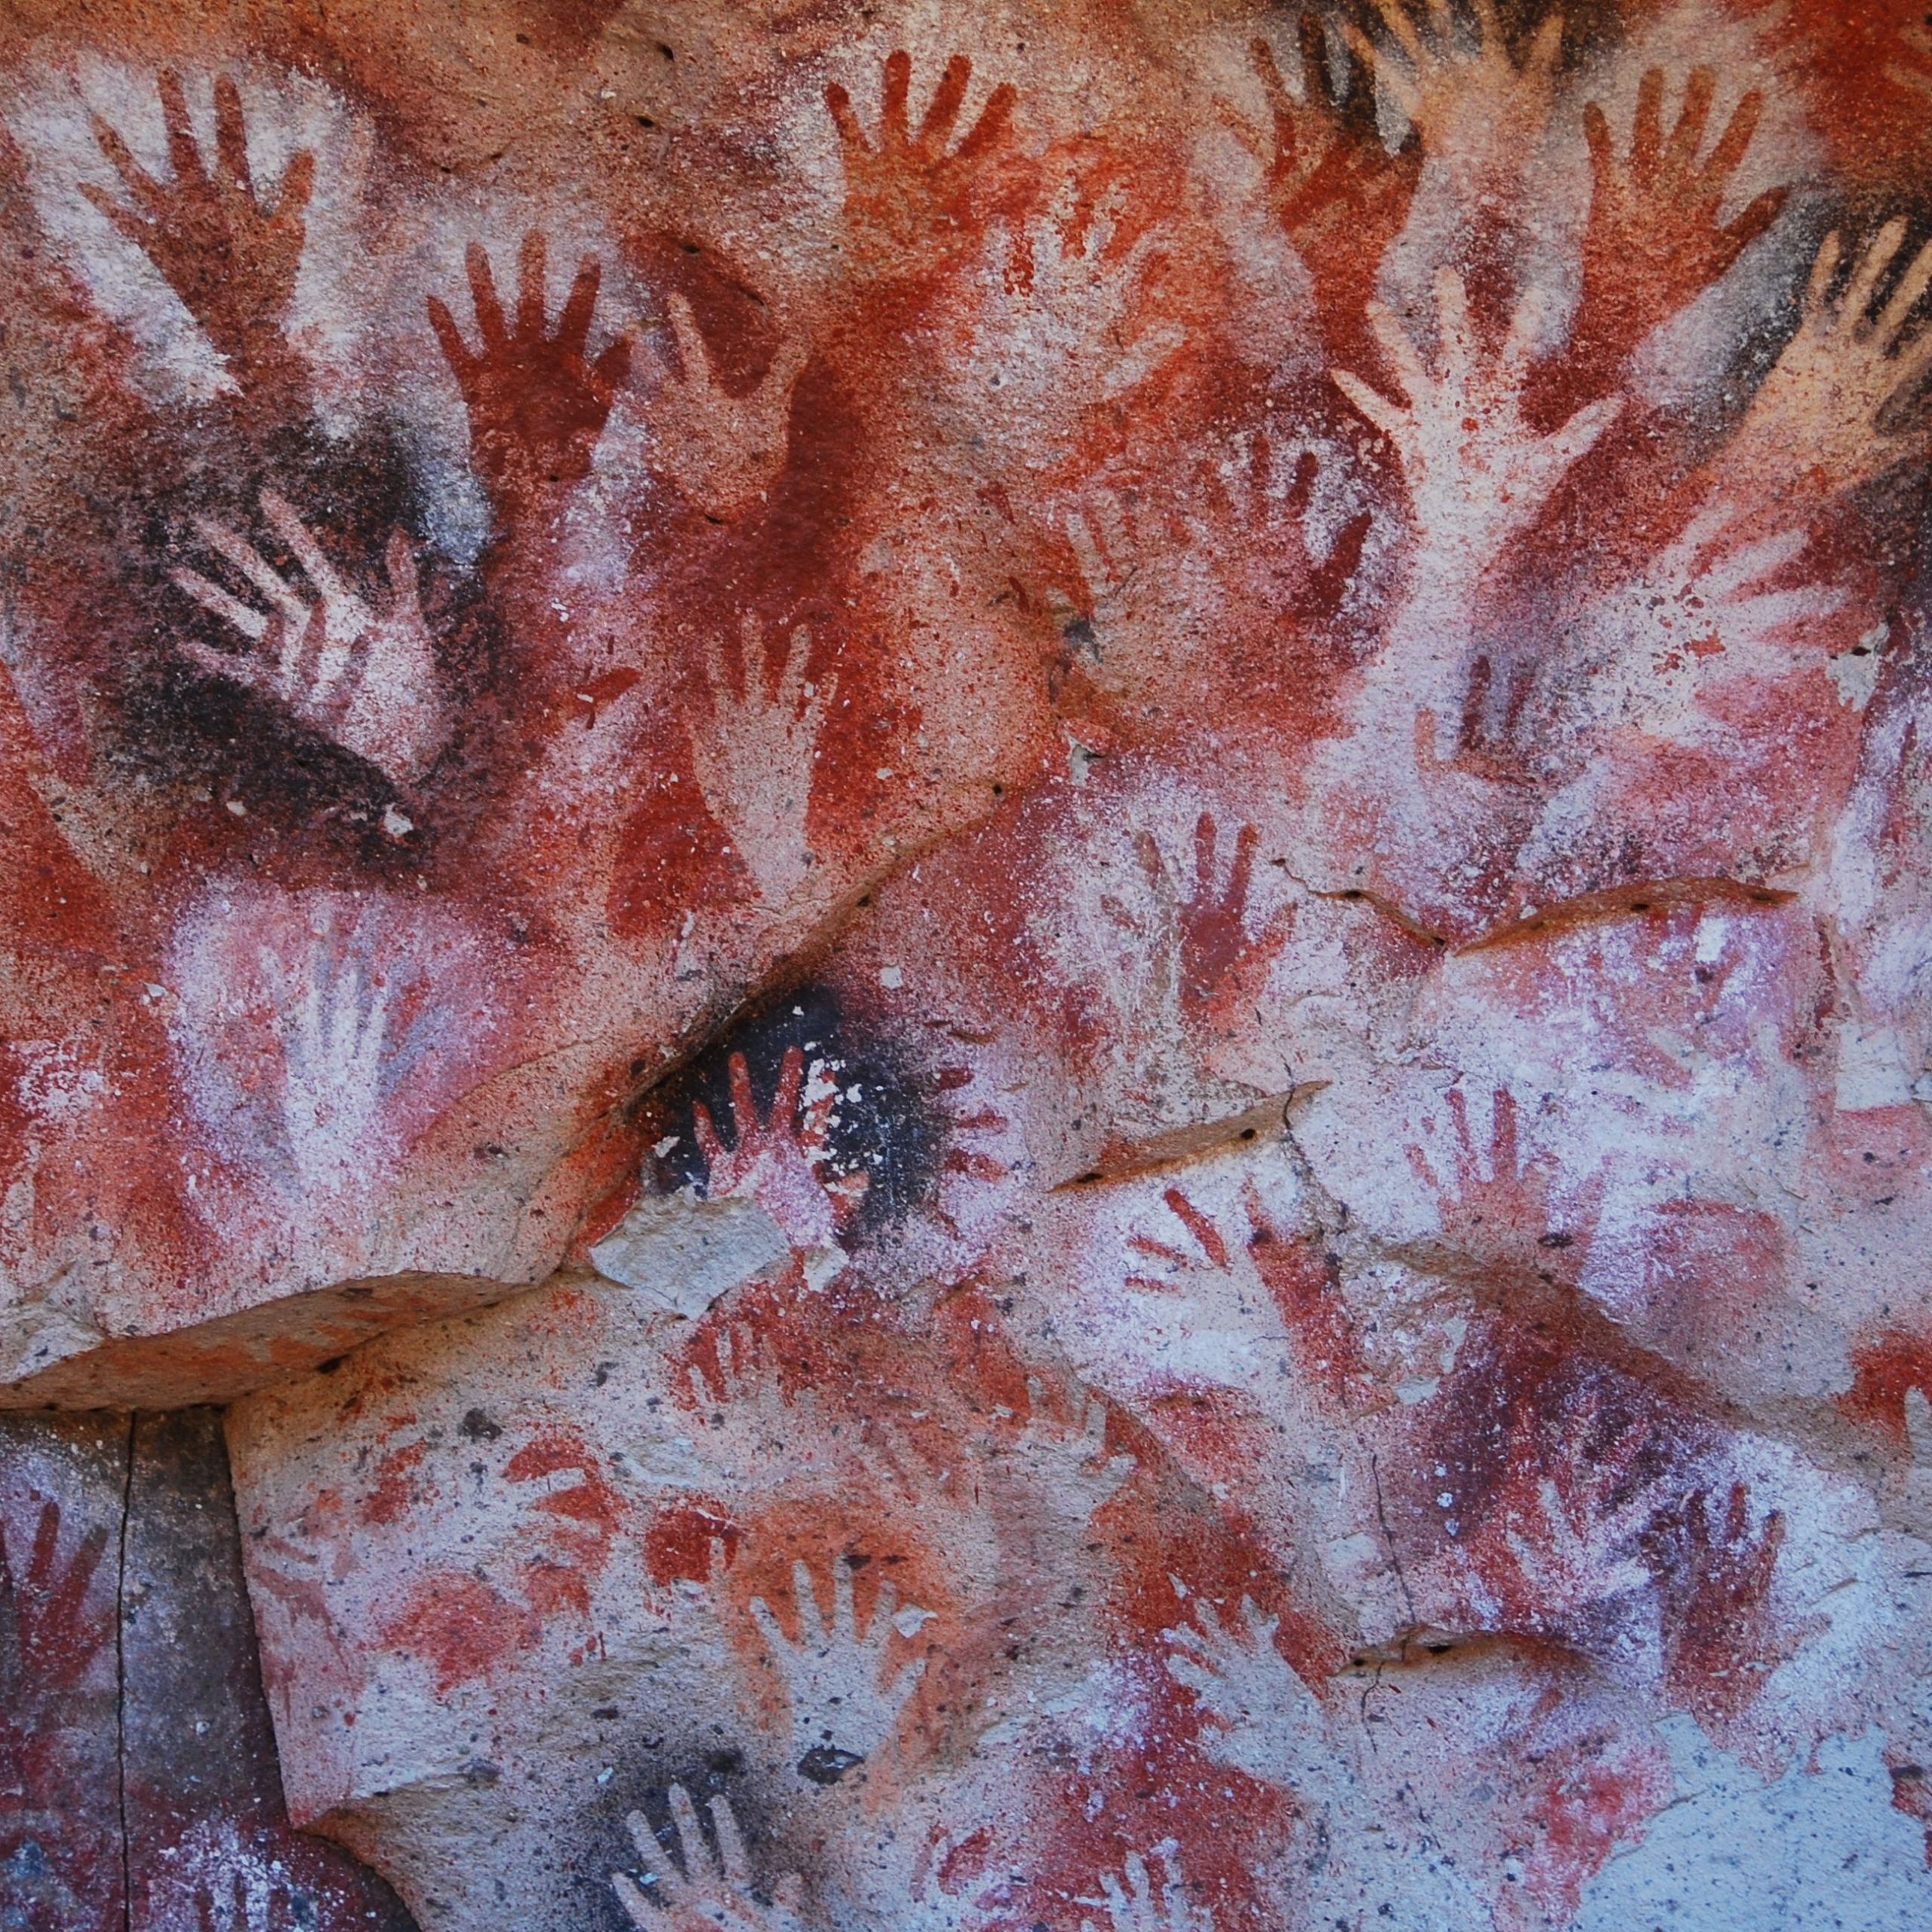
xmin=690 ymin=617 xmax=835 ymax=909
xmin=613 ymin=1786 xmax=806 ymax=1932
xmin=1407 ymin=1085 xmax=1594 ymax=1281
xmin=1164 ymin=1595 xmax=1330 ymax=1792
xmin=824 ymin=51 xmax=1018 ymax=281
xmin=427 ymin=230 xmax=632 ymax=525
xmin=1562 ymin=66 xmax=1787 ymax=403
xmin=692 ymin=1044 xmax=867 ymax=1272
xmin=0 ymin=1501 xmax=111 ymax=1708
xmin=1011 ymin=1376 xmax=1137 ymax=1522
xmin=171 ymin=488 xmax=447 ymax=786
xmin=1232 ymin=20 xmax=1421 ymax=342
xmin=1197 ymin=434 xmax=1374 ymax=627
xmin=653 ymin=296 xmax=809 ymax=518
xmin=1333 ymin=267 xmax=1624 ymax=592
xmin=192 ymin=1869 xmax=309 ymax=1932
xmin=83 ymin=69 xmax=313 ymax=380
xmin=1729 ymin=219 xmax=1932 ymax=497
xmin=1345 ymin=0 xmax=1564 ymax=189
xmin=1647 ymin=1480 xmax=1788 ymax=1721
xmin=747 ymin=1555 xmax=929 ymax=1774
xmin=1080 ymin=1847 xmax=1214 ymax=1932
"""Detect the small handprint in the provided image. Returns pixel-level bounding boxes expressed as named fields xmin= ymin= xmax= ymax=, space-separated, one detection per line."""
xmin=613 ymin=1786 xmax=806 ymax=1932
xmin=824 ymin=51 xmax=1018 ymax=281
xmin=747 ymin=1555 xmax=929 ymax=1772
xmin=1164 ymin=1595 xmax=1327 ymax=1790
xmin=653 ymin=296 xmax=809 ymax=518
xmin=1564 ymin=66 xmax=1787 ymax=400
xmin=83 ymin=69 xmax=313 ymax=379
xmin=689 ymin=617 xmax=836 ymax=909
xmin=1232 ymin=20 xmax=1421 ymax=343
xmin=1345 ymin=0 xmax=1564 ymax=189
xmin=1079 ymin=1847 xmax=1214 ymax=1932
xmin=427 ymin=230 xmax=631 ymax=525
xmin=1177 ymin=814 xmax=1282 ymax=1016
xmin=1333 ymin=267 xmax=1624 ymax=592
xmin=1012 ymin=1376 xmax=1137 ymax=1522
xmin=171 ymin=488 xmax=446 ymax=786
xmin=1730 ymin=218 xmax=1932 ymax=497
xmin=1647 ymin=1479 xmax=1788 ymax=1721
xmin=0 ymin=1501 xmax=111 ymax=1708
xmin=1492 ymin=1443 xmax=1659 ymax=1633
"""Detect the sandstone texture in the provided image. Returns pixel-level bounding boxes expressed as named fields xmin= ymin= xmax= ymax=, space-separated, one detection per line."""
xmin=4 ymin=2 xmax=1932 ymax=1928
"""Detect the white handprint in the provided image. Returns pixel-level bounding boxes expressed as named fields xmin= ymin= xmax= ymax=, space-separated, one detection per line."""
xmin=690 ymin=617 xmax=835 ymax=909
xmin=1164 ymin=1595 xmax=1334 ymax=1795
xmin=612 ymin=1786 xmax=806 ymax=1932
xmin=274 ymin=919 xmax=395 ymax=1197
xmin=654 ymin=297 xmax=809 ymax=518
xmin=1079 ymin=1847 xmax=1214 ymax=1932
xmin=171 ymin=488 xmax=447 ymax=786
xmin=747 ymin=1555 xmax=928 ymax=1774
xmin=1012 ymin=1377 xmax=1137 ymax=1524
xmin=1730 ymin=218 xmax=1932 ymax=497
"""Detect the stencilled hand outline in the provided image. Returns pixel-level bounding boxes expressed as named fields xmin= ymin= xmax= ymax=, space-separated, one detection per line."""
xmin=612 ymin=1786 xmax=807 ymax=1932
xmin=1164 ymin=1595 xmax=1331 ymax=1792
xmin=1079 ymin=1847 xmax=1215 ymax=1932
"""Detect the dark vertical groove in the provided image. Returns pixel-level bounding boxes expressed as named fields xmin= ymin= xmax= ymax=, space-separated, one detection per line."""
xmin=115 ymin=1413 xmax=135 ymax=1932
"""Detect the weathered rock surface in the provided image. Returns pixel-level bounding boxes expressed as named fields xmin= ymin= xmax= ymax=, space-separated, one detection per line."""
xmin=5 ymin=0 xmax=1932 ymax=1927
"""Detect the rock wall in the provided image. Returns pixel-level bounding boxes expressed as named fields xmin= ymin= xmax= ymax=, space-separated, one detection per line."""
xmin=4 ymin=2 xmax=1932 ymax=1928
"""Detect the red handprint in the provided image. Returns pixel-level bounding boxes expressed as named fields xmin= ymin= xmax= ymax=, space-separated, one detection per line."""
xmin=824 ymin=51 xmax=1019 ymax=282
xmin=0 ymin=1500 xmax=112 ymax=1708
xmin=428 ymin=230 xmax=631 ymax=528
xmin=1178 ymin=814 xmax=1286 ymax=1015
xmin=84 ymin=70 xmax=313 ymax=389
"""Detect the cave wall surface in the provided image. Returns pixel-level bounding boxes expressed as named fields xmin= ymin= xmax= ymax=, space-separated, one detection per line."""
xmin=5 ymin=1 xmax=1932 ymax=1928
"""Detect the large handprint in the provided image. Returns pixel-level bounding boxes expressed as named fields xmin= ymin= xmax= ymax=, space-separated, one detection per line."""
xmin=1334 ymin=268 xmax=1623 ymax=597
xmin=1559 ymin=67 xmax=1786 ymax=407
xmin=689 ymin=617 xmax=835 ymax=909
xmin=171 ymin=488 xmax=447 ymax=786
xmin=428 ymin=231 xmax=631 ymax=528
xmin=1164 ymin=1595 xmax=1331 ymax=1794
xmin=747 ymin=1555 xmax=929 ymax=1774
xmin=1346 ymin=0 xmax=1564 ymax=192
xmin=824 ymin=51 xmax=1017 ymax=283
xmin=1233 ymin=20 xmax=1421 ymax=344
xmin=84 ymin=69 xmax=313 ymax=383
xmin=613 ymin=1786 xmax=807 ymax=1932
xmin=653 ymin=297 xmax=808 ymax=519
xmin=1728 ymin=219 xmax=1932 ymax=497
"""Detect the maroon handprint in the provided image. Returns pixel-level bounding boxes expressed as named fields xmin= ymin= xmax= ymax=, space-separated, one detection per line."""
xmin=83 ymin=70 xmax=313 ymax=387
xmin=1178 ymin=814 xmax=1287 ymax=1015
xmin=0 ymin=1500 xmax=112 ymax=1708
xmin=1235 ymin=21 xmax=1422 ymax=358
xmin=427 ymin=231 xmax=631 ymax=528
xmin=823 ymin=51 xmax=1019 ymax=283
xmin=1543 ymin=67 xmax=1787 ymax=418
xmin=1647 ymin=1480 xmax=1789 ymax=1723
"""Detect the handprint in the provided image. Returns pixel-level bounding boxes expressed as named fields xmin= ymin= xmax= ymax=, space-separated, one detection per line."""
xmin=1729 ymin=219 xmax=1932 ymax=497
xmin=653 ymin=296 xmax=809 ymax=518
xmin=1561 ymin=67 xmax=1788 ymax=405
xmin=692 ymin=1045 xmax=867 ymax=1267
xmin=171 ymin=488 xmax=447 ymax=786
xmin=1177 ymin=814 xmax=1283 ymax=1015
xmin=1079 ymin=1847 xmax=1214 ymax=1932
xmin=612 ymin=1786 xmax=806 ymax=1932
xmin=824 ymin=51 xmax=1018 ymax=281
xmin=1232 ymin=20 xmax=1421 ymax=344
xmin=192 ymin=1869 xmax=309 ymax=1932
xmin=1011 ymin=1376 xmax=1137 ymax=1522
xmin=746 ymin=1554 xmax=929 ymax=1774
xmin=1164 ymin=1595 xmax=1327 ymax=1791
xmin=689 ymin=617 xmax=836 ymax=909
xmin=83 ymin=69 xmax=313 ymax=381
xmin=427 ymin=231 xmax=631 ymax=526
xmin=1407 ymin=1086 xmax=1569 ymax=1268
xmin=1647 ymin=1480 xmax=1788 ymax=1721
xmin=1345 ymin=0 xmax=1564 ymax=189
xmin=1333 ymin=268 xmax=1624 ymax=591
xmin=0 ymin=1501 xmax=111 ymax=1708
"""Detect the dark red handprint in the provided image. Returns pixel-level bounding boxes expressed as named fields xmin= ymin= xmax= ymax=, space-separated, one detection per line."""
xmin=1236 ymin=21 xmax=1421 ymax=358
xmin=84 ymin=70 xmax=313 ymax=386
xmin=1544 ymin=68 xmax=1787 ymax=418
xmin=1647 ymin=1480 xmax=1790 ymax=1723
xmin=824 ymin=51 xmax=1019 ymax=282
xmin=427 ymin=230 xmax=631 ymax=528
xmin=0 ymin=1500 xmax=112 ymax=1706
xmin=1178 ymin=814 xmax=1287 ymax=1016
